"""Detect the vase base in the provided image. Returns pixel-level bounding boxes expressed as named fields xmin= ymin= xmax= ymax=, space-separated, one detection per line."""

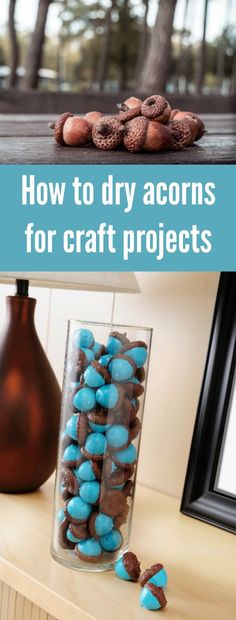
xmin=51 ymin=544 xmax=129 ymax=573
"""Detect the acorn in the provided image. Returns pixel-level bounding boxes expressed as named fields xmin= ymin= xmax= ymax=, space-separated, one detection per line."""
xmin=141 ymin=95 xmax=171 ymax=124
xmin=49 ymin=113 xmax=91 ymax=146
xmin=169 ymin=119 xmax=193 ymax=150
xmin=118 ymin=96 xmax=142 ymax=112
xmin=117 ymin=96 xmax=142 ymax=123
xmin=85 ymin=111 xmax=103 ymax=126
xmin=173 ymin=110 xmax=206 ymax=141
xmin=123 ymin=117 xmax=172 ymax=153
xmin=92 ymin=116 xmax=124 ymax=150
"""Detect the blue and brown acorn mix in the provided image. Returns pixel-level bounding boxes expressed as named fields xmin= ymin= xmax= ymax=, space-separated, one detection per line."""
xmin=57 ymin=327 xmax=149 ymax=563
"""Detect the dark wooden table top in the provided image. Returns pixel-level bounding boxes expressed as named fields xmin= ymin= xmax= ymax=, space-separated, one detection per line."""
xmin=0 ymin=114 xmax=235 ymax=164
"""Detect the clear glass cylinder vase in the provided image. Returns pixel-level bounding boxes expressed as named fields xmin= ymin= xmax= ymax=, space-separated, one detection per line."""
xmin=51 ymin=320 xmax=152 ymax=571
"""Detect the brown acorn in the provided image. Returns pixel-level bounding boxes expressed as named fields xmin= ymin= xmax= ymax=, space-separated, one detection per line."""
xmin=49 ymin=113 xmax=91 ymax=146
xmin=85 ymin=111 xmax=103 ymax=126
xmin=141 ymin=95 xmax=171 ymax=124
xmin=173 ymin=110 xmax=206 ymax=141
xmin=169 ymin=119 xmax=193 ymax=150
xmin=118 ymin=96 xmax=142 ymax=112
xmin=92 ymin=116 xmax=124 ymax=150
xmin=123 ymin=116 xmax=172 ymax=153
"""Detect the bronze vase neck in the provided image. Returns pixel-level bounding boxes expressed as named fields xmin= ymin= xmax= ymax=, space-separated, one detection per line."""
xmin=5 ymin=295 xmax=37 ymax=328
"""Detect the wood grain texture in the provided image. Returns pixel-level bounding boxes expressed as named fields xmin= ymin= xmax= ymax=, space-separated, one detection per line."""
xmin=0 ymin=114 xmax=235 ymax=137
xmin=0 ymin=114 xmax=235 ymax=163
xmin=0 ymin=581 xmax=57 ymax=620
xmin=0 ymin=134 xmax=235 ymax=164
xmin=0 ymin=479 xmax=236 ymax=620
xmin=7 ymin=587 xmax=16 ymax=620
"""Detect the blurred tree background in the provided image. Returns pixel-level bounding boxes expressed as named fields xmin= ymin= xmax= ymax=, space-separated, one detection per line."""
xmin=0 ymin=0 xmax=235 ymax=94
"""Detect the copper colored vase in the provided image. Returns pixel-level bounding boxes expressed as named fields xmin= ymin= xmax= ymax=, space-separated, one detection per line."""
xmin=0 ymin=291 xmax=61 ymax=493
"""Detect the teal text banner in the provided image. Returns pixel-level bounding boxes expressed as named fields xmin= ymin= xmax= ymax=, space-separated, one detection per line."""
xmin=0 ymin=164 xmax=235 ymax=271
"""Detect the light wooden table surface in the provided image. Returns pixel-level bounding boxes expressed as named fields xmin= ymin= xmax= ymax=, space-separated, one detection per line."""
xmin=0 ymin=479 xmax=236 ymax=620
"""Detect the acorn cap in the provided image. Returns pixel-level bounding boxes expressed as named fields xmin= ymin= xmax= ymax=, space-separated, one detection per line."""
xmin=58 ymin=517 xmax=75 ymax=550
xmin=100 ymin=488 xmax=126 ymax=517
xmin=92 ymin=116 xmax=124 ymax=150
xmin=87 ymin=408 xmax=110 ymax=427
xmin=181 ymin=111 xmax=206 ymax=140
xmin=139 ymin=563 xmax=164 ymax=587
xmin=141 ymin=95 xmax=171 ymax=123
xmin=123 ymin=479 xmax=133 ymax=498
xmin=122 ymin=552 xmax=141 ymax=581
xmin=90 ymin=360 xmax=111 ymax=383
xmin=169 ymin=120 xmax=193 ymax=150
xmin=114 ymin=503 xmax=129 ymax=528
xmin=129 ymin=416 xmax=141 ymax=441
xmin=50 ymin=112 xmax=73 ymax=145
xmin=88 ymin=511 xmax=99 ymax=539
xmin=135 ymin=366 xmax=145 ymax=383
xmin=76 ymin=412 xmax=89 ymax=446
xmin=118 ymin=105 xmax=141 ymax=123
xmin=123 ymin=116 xmax=148 ymax=153
xmin=120 ymin=341 xmax=147 ymax=354
xmin=71 ymin=348 xmax=89 ymax=372
xmin=62 ymin=468 xmax=80 ymax=495
xmin=69 ymin=521 xmax=88 ymax=540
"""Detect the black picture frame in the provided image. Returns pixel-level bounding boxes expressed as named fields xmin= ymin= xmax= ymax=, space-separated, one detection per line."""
xmin=181 ymin=272 xmax=236 ymax=534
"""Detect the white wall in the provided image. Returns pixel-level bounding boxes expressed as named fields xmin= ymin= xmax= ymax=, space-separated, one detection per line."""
xmin=0 ymin=273 xmax=219 ymax=499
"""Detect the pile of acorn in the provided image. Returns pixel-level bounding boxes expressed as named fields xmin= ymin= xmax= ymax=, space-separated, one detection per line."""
xmin=49 ymin=95 xmax=206 ymax=153
xmin=56 ymin=327 xmax=148 ymax=565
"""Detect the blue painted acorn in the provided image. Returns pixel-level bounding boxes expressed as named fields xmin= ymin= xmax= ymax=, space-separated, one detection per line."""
xmin=139 ymin=563 xmax=168 ymax=589
xmin=106 ymin=424 xmax=129 ymax=449
xmin=80 ymin=480 xmax=100 ymax=504
xmin=140 ymin=583 xmax=167 ymax=610
xmin=73 ymin=386 xmax=96 ymax=412
xmin=100 ymin=529 xmax=123 ymax=551
xmin=115 ymin=551 xmax=141 ymax=581
xmin=83 ymin=432 xmax=108 ymax=460
xmin=65 ymin=496 xmax=92 ymax=522
xmin=66 ymin=528 xmax=82 ymax=544
xmin=76 ymin=460 xmax=96 ymax=482
xmin=89 ymin=512 xmax=114 ymax=538
xmin=76 ymin=538 xmax=102 ymax=561
xmin=73 ymin=328 xmax=95 ymax=349
xmin=120 ymin=340 xmax=148 ymax=368
xmin=66 ymin=414 xmax=78 ymax=441
xmin=62 ymin=443 xmax=83 ymax=466
xmin=113 ymin=443 xmax=137 ymax=467
xmin=109 ymin=354 xmax=136 ymax=382
xmin=106 ymin=331 xmax=129 ymax=355
xmin=96 ymin=383 xmax=123 ymax=410
xmin=84 ymin=360 xmax=110 ymax=388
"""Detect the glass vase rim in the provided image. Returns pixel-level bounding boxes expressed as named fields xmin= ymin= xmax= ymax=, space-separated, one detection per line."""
xmin=67 ymin=318 xmax=153 ymax=333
